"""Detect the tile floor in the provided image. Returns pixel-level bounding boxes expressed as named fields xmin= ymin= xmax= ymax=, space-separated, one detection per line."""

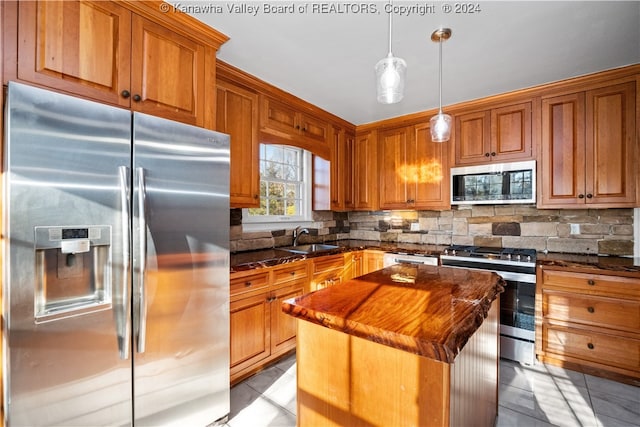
xmin=226 ymin=353 xmax=640 ymax=427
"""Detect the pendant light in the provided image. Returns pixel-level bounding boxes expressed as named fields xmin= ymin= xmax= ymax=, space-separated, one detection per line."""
xmin=375 ymin=1 xmax=406 ymax=104
xmin=430 ymin=28 xmax=452 ymax=142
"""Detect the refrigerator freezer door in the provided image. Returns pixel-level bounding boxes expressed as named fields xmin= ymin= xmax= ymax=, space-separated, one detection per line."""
xmin=3 ymin=82 xmax=133 ymax=426
xmin=131 ymin=112 xmax=230 ymax=425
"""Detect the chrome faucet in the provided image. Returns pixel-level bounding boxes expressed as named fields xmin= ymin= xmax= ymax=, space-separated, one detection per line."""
xmin=292 ymin=226 xmax=310 ymax=246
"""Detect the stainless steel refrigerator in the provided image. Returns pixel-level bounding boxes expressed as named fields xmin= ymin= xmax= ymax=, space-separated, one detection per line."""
xmin=2 ymin=82 xmax=230 ymax=426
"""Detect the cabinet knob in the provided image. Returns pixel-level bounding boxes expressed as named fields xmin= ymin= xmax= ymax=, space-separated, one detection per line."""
xmin=578 ymin=194 xmax=585 ymax=199
xmin=245 ymin=281 xmax=252 ymax=287
xmin=121 ymin=90 xmax=131 ymax=98
xmin=490 ymin=152 xmax=496 ymax=156
xmin=586 ymin=194 xmax=593 ymax=199
xmin=587 ymin=306 xmax=595 ymax=313
xmin=302 ymin=128 xmax=307 ymax=132
xmin=295 ymin=125 xmax=300 ymax=130
xmin=290 ymin=271 xmax=296 ymax=276
xmin=133 ymin=94 xmax=142 ymax=102
xmin=485 ymin=152 xmax=490 ymax=157
xmin=587 ymin=343 xmax=594 ymax=350
xmin=587 ymin=279 xmax=595 ymax=286
xmin=254 ymin=194 xmax=259 ymax=199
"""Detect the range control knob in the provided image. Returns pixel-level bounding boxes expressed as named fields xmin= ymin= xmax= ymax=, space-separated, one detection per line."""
xmin=515 ymin=254 xmax=521 ymax=261
xmin=452 ymin=249 xmax=456 ymax=256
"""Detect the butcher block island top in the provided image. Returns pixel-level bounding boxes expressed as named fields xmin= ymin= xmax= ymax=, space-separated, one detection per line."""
xmin=282 ymin=264 xmax=505 ymax=363
xmin=282 ymin=264 xmax=505 ymax=427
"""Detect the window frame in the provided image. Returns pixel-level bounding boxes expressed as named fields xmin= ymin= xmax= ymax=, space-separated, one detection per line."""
xmin=242 ymin=144 xmax=314 ymax=229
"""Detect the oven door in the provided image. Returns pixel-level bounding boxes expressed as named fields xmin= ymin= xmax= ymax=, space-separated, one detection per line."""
xmin=497 ymin=271 xmax=536 ymax=365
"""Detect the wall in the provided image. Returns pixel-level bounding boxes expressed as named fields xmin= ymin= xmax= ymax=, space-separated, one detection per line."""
xmin=230 ymin=206 xmax=635 ymax=256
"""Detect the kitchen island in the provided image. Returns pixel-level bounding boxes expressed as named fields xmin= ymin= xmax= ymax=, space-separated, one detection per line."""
xmin=282 ymin=264 xmax=505 ymax=427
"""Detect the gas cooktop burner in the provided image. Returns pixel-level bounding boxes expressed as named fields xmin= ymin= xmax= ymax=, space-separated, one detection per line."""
xmin=442 ymin=245 xmax=537 ymax=263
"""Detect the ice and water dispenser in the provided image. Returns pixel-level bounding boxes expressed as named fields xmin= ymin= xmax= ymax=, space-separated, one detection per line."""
xmin=34 ymin=225 xmax=112 ymax=322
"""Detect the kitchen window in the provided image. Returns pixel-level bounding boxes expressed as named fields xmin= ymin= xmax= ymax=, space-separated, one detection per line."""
xmin=243 ymin=144 xmax=312 ymax=226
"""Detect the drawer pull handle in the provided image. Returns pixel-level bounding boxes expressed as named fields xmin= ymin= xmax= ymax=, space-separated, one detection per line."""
xmin=245 ymin=281 xmax=252 ymax=287
xmin=587 ymin=279 xmax=595 ymax=286
xmin=587 ymin=343 xmax=594 ymax=350
xmin=587 ymin=306 xmax=595 ymax=313
xmin=290 ymin=271 xmax=296 ymax=276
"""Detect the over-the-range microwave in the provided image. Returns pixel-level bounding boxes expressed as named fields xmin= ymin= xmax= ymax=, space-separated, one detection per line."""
xmin=451 ymin=160 xmax=536 ymax=205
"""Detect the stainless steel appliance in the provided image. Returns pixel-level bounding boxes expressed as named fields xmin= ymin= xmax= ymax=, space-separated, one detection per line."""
xmin=3 ymin=82 xmax=230 ymax=426
xmin=440 ymin=246 xmax=537 ymax=365
xmin=382 ymin=252 xmax=439 ymax=267
xmin=450 ymin=160 xmax=536 ymax=205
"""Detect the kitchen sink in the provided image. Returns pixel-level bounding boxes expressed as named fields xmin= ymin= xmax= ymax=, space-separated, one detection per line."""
xmin=280 ymin=244 xmax=340 ymax=254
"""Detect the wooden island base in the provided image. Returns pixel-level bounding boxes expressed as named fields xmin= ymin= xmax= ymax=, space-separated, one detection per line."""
xmin=295 ymin=298 xmax=499 ymax=427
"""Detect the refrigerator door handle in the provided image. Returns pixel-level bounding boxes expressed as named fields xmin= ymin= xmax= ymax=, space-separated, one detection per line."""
xmin=118 ymin=166 xmax=132 ymax=360
xmin=136 ymin=167 xmax=148 ymax=353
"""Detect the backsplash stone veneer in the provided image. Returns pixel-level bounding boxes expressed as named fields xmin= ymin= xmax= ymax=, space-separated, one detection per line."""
xmin=230 ymin=206 xmax=634 ymax=256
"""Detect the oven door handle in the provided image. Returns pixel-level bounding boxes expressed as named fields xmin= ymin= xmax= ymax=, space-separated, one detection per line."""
xmin=497 ymin=270 xmax=536 ymax=284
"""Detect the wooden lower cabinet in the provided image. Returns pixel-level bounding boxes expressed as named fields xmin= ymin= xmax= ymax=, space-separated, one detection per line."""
xmin=536 ymin=266 xmax=640 ymax=385
xmin=229 ymin=260 xmax=309 ymax=384
xmin=310 ymin=254 xmax=345 ymax=291
xmin=364 ymin=250 xmax=385 ymax=274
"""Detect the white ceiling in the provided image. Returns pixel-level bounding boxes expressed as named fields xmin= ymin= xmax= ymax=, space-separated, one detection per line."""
xmin=178 ymin=1 xmax=640 ymax=125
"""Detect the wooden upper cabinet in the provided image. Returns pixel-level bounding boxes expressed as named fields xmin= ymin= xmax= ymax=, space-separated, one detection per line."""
xmin=353 ymin=130 xmax=379 ymax=211
xmin=130 ymin=14 xmax=208 ymax=126
xmin=15 ymin=0 xmax=225 ymax=128
xmin=216 ymin=80 xmax=260 ymax=207
xmin=17 ymin=1 xmax=132 ymax=107
xmin=330 ymin=127 xmax=355 ymax=211
xmin=378 ymin=127 xmax=410 ymax=209
xmin=412 ymin=123 xmax=450 ymax=210
xmin=259 ymin=95 xmax=330 ymax=156
xmin=539 ymin=81 xmax=636 ymax=208
xmin=454 ymin=102 xmax=532 ymax=165
xmin=378 ymin=124 xmax=450 ymax=210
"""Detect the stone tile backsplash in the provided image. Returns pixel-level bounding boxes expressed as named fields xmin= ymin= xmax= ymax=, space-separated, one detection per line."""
xmin=230 ymin=206 xmax=634 ymax=256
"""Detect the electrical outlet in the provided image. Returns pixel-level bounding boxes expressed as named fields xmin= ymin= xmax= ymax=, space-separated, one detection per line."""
xmin=570 ymin=224 xmax=580 ymax=235
xmin=410 ymin=223 xmax=420 ymax=231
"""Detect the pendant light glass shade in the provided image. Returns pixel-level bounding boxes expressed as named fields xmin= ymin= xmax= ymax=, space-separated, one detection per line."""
xmin=376 ymin=1 xmax=406 ymax=104
xmin=375 ymin=53 xmax=407 ymax=104
xmin=430 ymin=28 xmax=452 ymax=142
xmin=430 ymin=112 xmax=452 ymax=142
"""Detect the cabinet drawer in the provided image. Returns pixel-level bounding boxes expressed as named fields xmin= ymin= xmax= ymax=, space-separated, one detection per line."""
xmin=543 ymin=291 xmax=640 ymax=332
xmin=272 ymin=262 xmax=309 ymax=286
xmin=541 ymin=269 xmax=640 ymax=299
xmin=230 ymin=271 xmax=269 ymax=296
xmin=312 ymin=254 xmax=344 ymax=274
xmin=542 ymin=325 xmax=640 ymax=372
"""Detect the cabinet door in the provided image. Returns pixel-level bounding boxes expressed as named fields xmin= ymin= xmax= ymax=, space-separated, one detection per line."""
xmin=491 ymin=102 xmax=532 ymax=161
xmin=130 ymin=15 xmax=208 ymax=126
xmin=378 ymin=127 xmax=410 ymax=209
xmin=230 ymin=293 xmax=270 ymax=371
xmin=17 ymin=0 xmax=131 ymax=107
xmin=363 ymin=250 xmax=385 ymax=274
xmin=412 ymin=123 xmax=450 ymax=210
xmin=259 ymin=95 xmax=299 ymax=139
xmin=454 ymin=110 xmax=491 ymax=165
xmin=586 ymin=82 xmax=636 ymax=206
xmin=217 ymin=80 xmax=260 ymax=207
xmin=299 ymin=113 xmax=330 ymax=145
xmin=354 ymin=131 xmax=379 ymax=210
xmin=539 ymin=92 xmax=586 ymax=207
xmin=270 ymin=282 xmax=305 ymax=355
xmin=330 ymin=128 xmax=355 ymax=211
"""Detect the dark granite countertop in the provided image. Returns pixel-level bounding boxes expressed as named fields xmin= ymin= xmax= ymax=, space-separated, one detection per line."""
xmin=282 ymin=264 xmax=505 ymax=363
xmin=230 ymin=239 xmax=640 ymax=276
xmin=230 ymin=240 xmax=446 ymax=273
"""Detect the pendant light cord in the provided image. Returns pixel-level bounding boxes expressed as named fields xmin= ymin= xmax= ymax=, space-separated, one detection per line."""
xmin=438 ymin=35 xmax=443 ymax=114
xmin=388 ymin=0 xmax=393 ymax=54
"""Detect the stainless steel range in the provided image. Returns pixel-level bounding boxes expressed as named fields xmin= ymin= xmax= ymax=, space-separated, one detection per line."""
xmin=440 ymin=245 xmax=537 ymax=365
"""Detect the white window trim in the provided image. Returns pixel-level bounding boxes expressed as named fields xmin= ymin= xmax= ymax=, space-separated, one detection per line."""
xmin=242 ymin=147 xmax=313 ymax=231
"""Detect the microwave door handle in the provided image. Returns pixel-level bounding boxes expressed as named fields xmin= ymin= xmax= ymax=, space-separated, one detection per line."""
xmin=117 ymin=166 xmax=131 ymax=360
